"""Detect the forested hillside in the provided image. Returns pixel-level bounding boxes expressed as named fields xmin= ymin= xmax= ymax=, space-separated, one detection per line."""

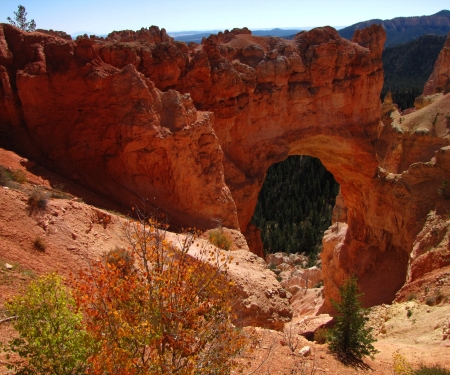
xmin=338 ymin=10 xmax=450 ymax=47
xmin=381 ymin=34 xmax=446 ymax=110
xmin=251 ymin=156 xmax=339 ymax=257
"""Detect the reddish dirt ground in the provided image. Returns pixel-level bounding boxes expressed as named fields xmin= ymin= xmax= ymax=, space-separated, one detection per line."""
xmin=0 ymin=147 xmax=449 ymax=374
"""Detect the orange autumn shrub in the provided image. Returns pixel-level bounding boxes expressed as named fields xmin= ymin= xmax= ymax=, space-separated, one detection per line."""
xmin=74 ymin=213 xmax=248 ymax=375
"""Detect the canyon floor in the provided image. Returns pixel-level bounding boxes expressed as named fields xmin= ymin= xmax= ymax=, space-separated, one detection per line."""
xmin=0 ymin=147 xmax=449 ymax=374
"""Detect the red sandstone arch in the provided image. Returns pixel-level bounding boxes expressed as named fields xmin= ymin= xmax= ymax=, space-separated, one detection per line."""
xmin=1 ymin=23 xmax=450 ymax=310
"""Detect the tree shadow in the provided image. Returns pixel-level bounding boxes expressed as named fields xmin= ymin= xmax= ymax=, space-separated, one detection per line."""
xmin=331 ymin=352 xmax=373 ymax=371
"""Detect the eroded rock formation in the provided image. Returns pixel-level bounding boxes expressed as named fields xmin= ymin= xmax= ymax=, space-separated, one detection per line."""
xmin=0 ymin=24 xmax=238 ymax=230
xmin=422 ymin=32 xmax=450 ymax=96
xmin=1 ymin=23 xmax=450 ymax=311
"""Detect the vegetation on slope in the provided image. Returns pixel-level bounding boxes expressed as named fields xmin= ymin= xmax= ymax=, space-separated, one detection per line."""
xmin=3 ymin=216 xmax=248 ymax=375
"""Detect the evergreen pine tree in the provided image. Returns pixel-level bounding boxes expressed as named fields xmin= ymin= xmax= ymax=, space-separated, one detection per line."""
xmin=328 ymin=276 xmax=378 ymax=362
xmin=7 ymin=5 xmax=36 ymax=32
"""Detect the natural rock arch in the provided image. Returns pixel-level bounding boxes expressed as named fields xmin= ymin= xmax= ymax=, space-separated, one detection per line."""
xmin=1 ymin=23 xmax=450 ymax=310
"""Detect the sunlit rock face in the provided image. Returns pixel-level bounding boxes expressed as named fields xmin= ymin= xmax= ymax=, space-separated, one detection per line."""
xmin=2 ymin=23 xmax=450 ymax=311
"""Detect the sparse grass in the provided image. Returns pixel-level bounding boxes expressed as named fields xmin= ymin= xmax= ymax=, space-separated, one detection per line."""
xmin=28 ymin=187 xmax=49 ymax=211
xmin=415 ymin=364 xmax=450 ymax=375
xmin=50 ymin=182 xmax=73 ymax=199
xmin=0 ymin=257 xmax=36 ymax=285
xmin=314 ymin=327 xmax=329 ymax=344
xmin=11 ymin=169 xmax=27 ymax=183
xmin=0 ymin=166 xmax=12 ymax=186
xmin=33 ymin=236 xmax=47 ymax=252
xmin=425 ymin=290 xmax=445 ymax=306
xmin=51 ymin=190 xmax=72 ymax=199
xmin=208 ymin=229 xmax=232 ymax=250
xmin=0 ymin=165 xmax=27 ymax=187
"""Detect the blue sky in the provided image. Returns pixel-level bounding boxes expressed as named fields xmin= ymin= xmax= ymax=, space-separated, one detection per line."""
xmin=0 ymin=0 xmax=448 ymax=35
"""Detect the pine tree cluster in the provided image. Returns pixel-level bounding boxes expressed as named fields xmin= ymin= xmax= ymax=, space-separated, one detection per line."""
xmin=251 ymin=156 xmax=339 ymax=257
xmin=381 ymin=34 xmax=446 ymax=110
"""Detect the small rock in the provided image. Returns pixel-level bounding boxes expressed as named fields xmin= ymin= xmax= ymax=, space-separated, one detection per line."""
xmin=5 ymin=263 xmax=13 ymax=269
xmin=72 ymin=232 xmax=77 ymax=240
xmin=299 ymin=345 xmax=311 ymax=357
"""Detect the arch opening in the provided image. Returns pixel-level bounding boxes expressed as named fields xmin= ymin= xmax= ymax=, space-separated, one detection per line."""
xmin=251 ymin=155 xmax=340 ymax=263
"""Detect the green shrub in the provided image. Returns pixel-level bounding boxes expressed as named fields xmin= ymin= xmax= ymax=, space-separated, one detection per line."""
xmin=415 ymin=364 xmax=450 ymax=375
xmin=33 ymin=236 xmax=46 ymax=252
xmin=28 ymin=187 xmax=49 ymax=210
xmin=314 ymin=327 xmax=329 ymax=344
xmin=3 ymin=273 xmax=93 ymax=375
xmin=328 ymin=276 xmax=378 ymax=362
xmin=407 ymin=309 xmax=413 ymax=318
xmin=209 ymin=229 xmax=233 ymax=250
xmin=0 ymin=165 xmax=13 ymax=186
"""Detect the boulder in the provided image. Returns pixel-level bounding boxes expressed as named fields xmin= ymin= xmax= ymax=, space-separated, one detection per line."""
xmin=298 ymin=346 xmax=311 ymax=357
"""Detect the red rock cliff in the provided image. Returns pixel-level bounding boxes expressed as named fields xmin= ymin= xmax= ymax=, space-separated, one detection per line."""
xmin=2 ymin=24 xmax=450 ymax=310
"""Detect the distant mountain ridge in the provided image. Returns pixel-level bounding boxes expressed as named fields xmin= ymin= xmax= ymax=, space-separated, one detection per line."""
xmin=173 ymin=28 xmax=306 ymax=44
xmin=338 ymin=10 xmax=450 ymax=47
